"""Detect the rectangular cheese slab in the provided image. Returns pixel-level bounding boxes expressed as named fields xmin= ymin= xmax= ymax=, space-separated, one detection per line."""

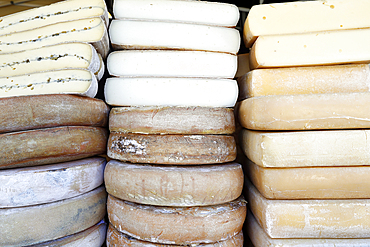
xmin=238 ymin=92 xmax=370 ymax=130
xmin=250 ymin=28 xmax=370 ymax=69
xmin=245 ymin=178 xmax=370 ymax=239
xmin=244 ymin=0 xmax=370 ymax=48
xmin=241 ymin=129 xmax=370 ymax=168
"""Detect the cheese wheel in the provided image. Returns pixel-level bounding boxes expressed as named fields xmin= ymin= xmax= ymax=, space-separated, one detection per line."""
xmin=0 ymin=186 xmax=107 ymax=246
xmin=109 ymin=19 xmax=240 ymax=55
xmin=107 ymin=195 xmax=246 ymax=245
xmin=109 ymin=106 xmax=235 ymax=135
xmin=104 ymin=160 xmax=243 ymax=206
xmin=0 ymin=157 xmax=105 ymax=208
xmin=104 ymin=77 xmax=238 ymax=107
xmin=107 ymin=224 xmax=244 ymax=247
xmin=113 ymin=0 xmax=239 ymax=27
xmin=0 ymin=126 xmax=108 ymax=169
xmin=108 ymin=132 xmax=236 ymax=165
xmin=107 ymin=50 xmax=237 ymax=79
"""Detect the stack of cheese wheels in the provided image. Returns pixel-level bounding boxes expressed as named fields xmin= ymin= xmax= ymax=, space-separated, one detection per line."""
xmin=104 ymin=0 xmax=246 ymax=246
xmin=237 ymin=0 xmax=370 ymax=246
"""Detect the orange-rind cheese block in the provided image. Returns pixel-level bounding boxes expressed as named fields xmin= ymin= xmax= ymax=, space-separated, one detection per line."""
xmin=0 ymin=126 xmax=108 ymax=169
xmin=106 ymin=223 xmax=244 ymax=247
xmin=107 ymin=195 xmax=246 ymax=245
xmin=0 ymin=186 xmax=107 ymax=246
xmin=0 ymin=157 xmax=105 ymax=208
xmin=109 ymin=106 xmax=235 ymax=135
xmin=104 ymin=160 xmax=243 ymax=206
xmin=108 ymin=132 xmax=236 ymax=165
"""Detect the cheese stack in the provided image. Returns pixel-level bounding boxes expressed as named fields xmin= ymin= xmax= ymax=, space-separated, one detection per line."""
xmin=104 ymin=0 xmax=246 ymax=246
xmin=237 ymin=0 xmax=370 ymax=246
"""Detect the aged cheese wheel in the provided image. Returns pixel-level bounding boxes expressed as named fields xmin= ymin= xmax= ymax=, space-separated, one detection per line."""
xmin=107 ymin=132 xmax=236 ymax=165
xmin=0 ymin=126 xmax=108 ymax=169
xmin=109 ymin=106 xmax=235 ymax=135
xmin=0 ymin=157 xmax=105 ymax=208
xmin=104 ymin=160 xmax=243 ymax=206
xmin=0 ymin=186 xmax=107 ymax=247
xmin=107 ymin=224 xmax=244 ymax=247
xmin=107 ymin=195 xmax=246 ymax=245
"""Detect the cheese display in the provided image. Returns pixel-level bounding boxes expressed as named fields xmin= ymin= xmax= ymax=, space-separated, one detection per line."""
xmin=0 ymin=126 xmax=108 ymax=169
xmin=0 ymin=186 xmax=107 ymax=246
xmin=108 ymin=132 xmax=236 ymax=165
xmin=104 ymin=160 xmax=243 ymax=206
xmin=107 ymin=50 xmax=237 ymax=78
xmin=244 ymin=0 xmax=370 ymax=48
xmin=109 ymin=19 xmax=240 ymax=54
xmin=107 ymin=195 xmax=246 ymax=245
xmin=109 ymin=106 xmax=235 ymax=135
xmin=113 ymin=0 xmax=239 ymax=27
xmin=104 ymin=77 xmax=238 ymax=107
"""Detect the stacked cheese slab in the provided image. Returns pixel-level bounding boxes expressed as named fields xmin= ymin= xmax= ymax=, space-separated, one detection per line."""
xmin=237 ymin=0 xmax=370 ymax=245
xmin=105 ymin=0 xmax=246 ymax=246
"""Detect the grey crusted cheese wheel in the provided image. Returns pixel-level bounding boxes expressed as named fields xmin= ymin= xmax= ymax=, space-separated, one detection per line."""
xmin=107 ymin=195 xmax=246 ymax=245
xmin=0 ymin=94 xmax=109 ymax=134
xmin=0 ymin=126 xmax=108 ymax=169
xmin=104 ymin=160 xmax=243 ymax=206
xmin=107 ymin=132 xmax=236 ymax=165
xmin=0 ymin=186 xmax=107 ymax=247
xmin=109 ymin=106 xmax=235 ymax=134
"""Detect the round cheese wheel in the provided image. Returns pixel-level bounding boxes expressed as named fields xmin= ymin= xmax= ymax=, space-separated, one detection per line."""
xmin=106 ymin=224 xmax=244 ymax=247
xmin=0 ymin=186 xmax=107 ymax=246
xmin=0 ymin=94 xmax=109 ymax=134
xmin=0 ymin=157 xmax=106 ymax=208
xmin=104 ymin=77 xmax=238 ymax=107
xmin=104 ymin=160 xmax=243 ymax=206
xmin=0 ymin=126 xmax=108 ymax=169
xmin=109 ymin=106 xmax=235 ymax=135
xmin=107 ymin=195 xmax=246 ymax=245
xmin=107 ymin=132 xmax=236 ymax=165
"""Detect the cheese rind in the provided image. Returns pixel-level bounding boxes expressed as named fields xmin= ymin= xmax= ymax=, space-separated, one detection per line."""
xmin=108 ymin=132 xmax=236 ymax=165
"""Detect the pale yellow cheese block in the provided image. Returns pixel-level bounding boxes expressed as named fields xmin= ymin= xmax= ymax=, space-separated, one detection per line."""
xmin=109 ymin=106 xmax=235 ymax=135
xmin=238 ymin=64 xmax=370 ymax=100
xmin=0 ymin=186 xmax=107 ymax=247
xmin=104 ymin=160 xmax=243 ymax=206
xmin=107 ymin=195 xmax=246 ymax=245
xmin=245 ymin=178 xmax=370 ymax=238
xmin=244 ymin=0 xmax=370 ymax=48
xmin=238 ymin=92 xmax=370 ymax=130
xmin=108 ymin=132 xmax=236 ymax=165
xmin=241 ymin=129 xmax=370 ymax=168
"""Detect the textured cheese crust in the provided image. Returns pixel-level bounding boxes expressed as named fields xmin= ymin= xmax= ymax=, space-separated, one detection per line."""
xmin=104 ymin=160 xmax=243 ymax=206
xmin=113 ymin=0 xmax=239 ymax=27
xmin=108 ymin=132 xmax=236 ymax=165
xmin=109 ymin=19 xmax=240 ymax=55
xmin=0 ymin=186 xmax=107 ymax=247
xmin=109 ymin=106 xmax=235 ymax=135
xmin=0 ymin=126 xmax=108 ymax=169
xmin=107 ymin=50 xmax=237 ymax=78
xmin=107 ymin=195 xmax=246 ymax=245
xmin=104 ymin=77 xmax=238 ymax=107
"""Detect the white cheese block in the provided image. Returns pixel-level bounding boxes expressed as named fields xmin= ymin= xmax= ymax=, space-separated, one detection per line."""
xmin=113 ymin=0 xmax=239 ymax=27
xmin=0 ymin=157 xmax=105 ymax=208
xmin=107 ymin=195 xmax=246 ymax=245
xmin=0 ymin=186 xmax=107 ymax=247
xmin=244 ymin=0 xmax=370 ymax=48
xmin=250 ymin=28 xmax=370 ymax=69
xmin=104 ymin=77 xmax=238 ymax=107
xmin=107 ymin=50 xmax=237 ymax=79
xmin=245 ymin=178 xmax=370 ymax=238
xmin=104 ymin=160 xmax=243 ymax=206
xmin=241 ymin=129 xmax=370 ymax=168
xmin=109 ymin=19 xmax=240 ymax=55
